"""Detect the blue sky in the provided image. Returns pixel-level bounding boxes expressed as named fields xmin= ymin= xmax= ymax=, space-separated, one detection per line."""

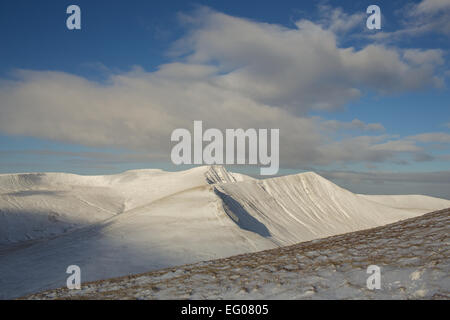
xmin=0 ymin=0 xmax=449 ymax=198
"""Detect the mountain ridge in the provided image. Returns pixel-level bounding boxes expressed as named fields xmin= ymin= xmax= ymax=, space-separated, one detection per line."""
xmin=1 ymin=165 xmax=449 ymax=299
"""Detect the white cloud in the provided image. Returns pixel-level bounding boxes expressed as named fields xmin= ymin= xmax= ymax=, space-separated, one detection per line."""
xmin=402 ymin=49 xmax=445 ymax=66
xmin=322 ymin=119 xmax=385 ymax=132
xmin=172 ymin=8 xmax=441 ymax=113
xmin=0 ymin=68 xmax=324 ymax=167
xmin=315 ymin=135 xmax=433 ymax=165
xmin=409 ymin=132 xmax=450 ymax=143
xmin=374 ymin=0 xmax=450 ymax=40
xmin=320 ymin=170 xmax=450 ymax=199
xmin=317 ymin=5 xmax=365 ymax=33
xmin=413 ymin=0 xmax=450 ymax=15
xmin=0 ymin=8 xmax=445 ymax=169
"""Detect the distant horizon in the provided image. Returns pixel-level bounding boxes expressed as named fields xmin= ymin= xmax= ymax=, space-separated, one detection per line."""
xmin=1 ymin=0 xmax=449 ymax=199
xmin=1 ymin=164 xmax=449 ymax=200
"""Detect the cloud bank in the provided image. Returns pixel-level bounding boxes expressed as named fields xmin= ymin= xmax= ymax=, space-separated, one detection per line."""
xmin=0 ymin=7 xmax=447 ymax=170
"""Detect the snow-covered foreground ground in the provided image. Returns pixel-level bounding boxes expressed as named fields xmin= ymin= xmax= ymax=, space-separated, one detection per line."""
xmin=1 ymin=166 xmax=449 ymax=299
xmin=25 ymin=208 xmax=450 ymax=300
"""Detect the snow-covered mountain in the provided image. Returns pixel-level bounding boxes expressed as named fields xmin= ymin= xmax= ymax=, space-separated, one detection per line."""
xmin=0 ymin=166 xmax=449 ymax=299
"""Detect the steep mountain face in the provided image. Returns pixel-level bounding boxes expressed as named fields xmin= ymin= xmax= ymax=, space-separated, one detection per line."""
xmin=214 ymin=172 xmax=450 ymax=245
xmin=0 ymin=165 xmax=449 ymax=299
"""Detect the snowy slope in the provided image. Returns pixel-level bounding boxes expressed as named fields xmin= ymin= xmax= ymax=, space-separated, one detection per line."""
xmin=215 ymin=172 xmax=450 ymax=245
xmin=0 ymin=173 xmax=123 ymax=244
xmin=0 ymin=167 xmax=249 ymax=244
xmin=358 ymin=194 xmax=450 ymax=213
xmin=30 ymin=207 xmax=448 ymax=300
xmin=0 ymin=166 xmax=449 ymax=299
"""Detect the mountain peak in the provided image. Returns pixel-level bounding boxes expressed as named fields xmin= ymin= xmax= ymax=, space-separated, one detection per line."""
xmin=203 ymin=165 xmax=254 ymax=184
xmin=205 ymin=165 xmax=237 ymax=184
